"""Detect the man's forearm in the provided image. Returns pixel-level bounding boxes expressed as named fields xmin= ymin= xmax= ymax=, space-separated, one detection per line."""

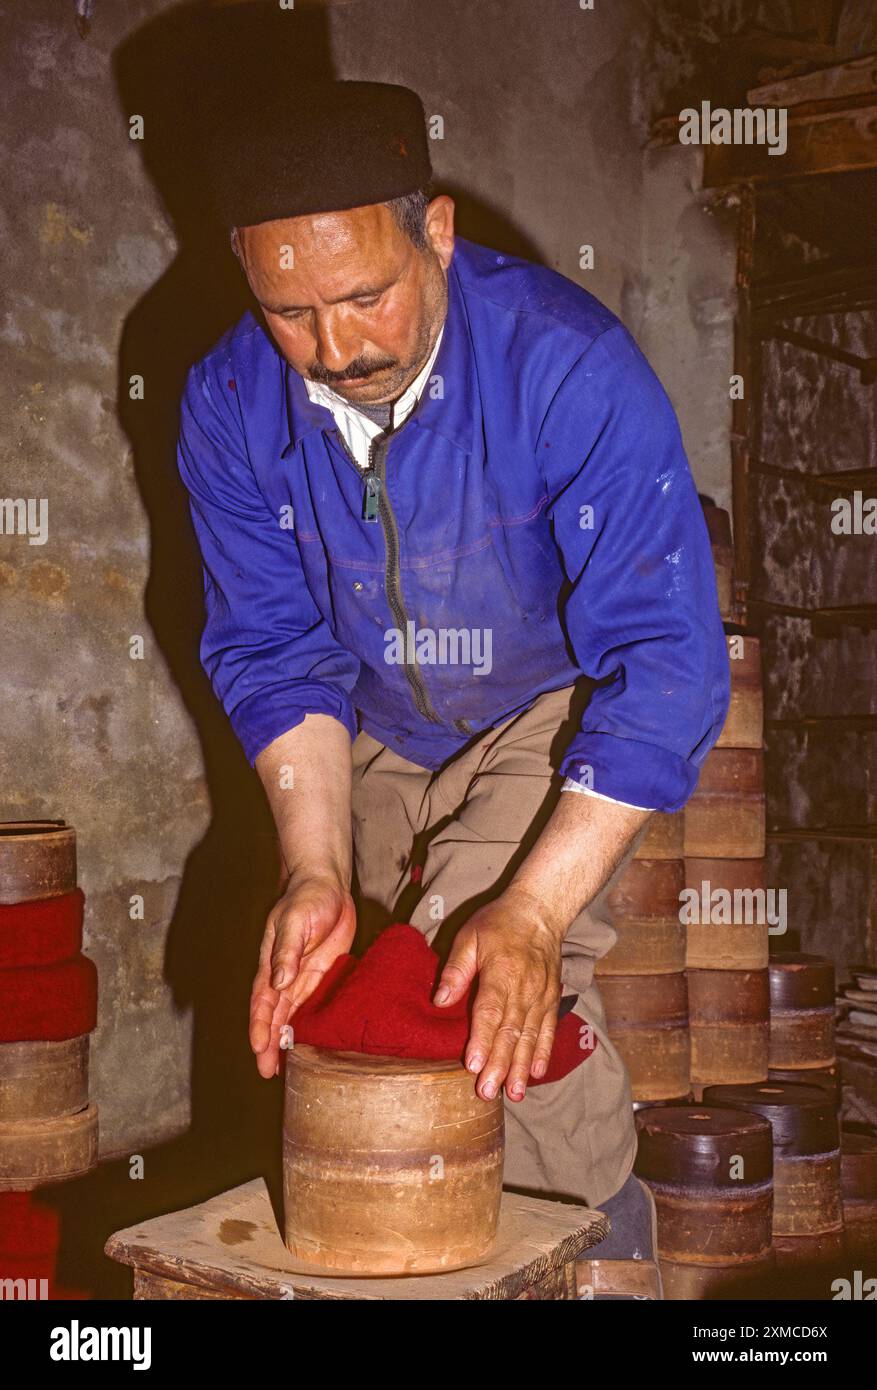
xmin=254 ymin=713 xmax=353 ymax=890
xmin=506 ymin=791 xmax=651 ymax=937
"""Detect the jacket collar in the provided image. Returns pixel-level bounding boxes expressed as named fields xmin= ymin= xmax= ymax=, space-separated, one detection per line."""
xmin=281 ymin=245 xmax=477 ymax=458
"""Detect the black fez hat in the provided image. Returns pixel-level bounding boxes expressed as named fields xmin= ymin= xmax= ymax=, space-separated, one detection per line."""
xmin=203 ymin=79 xmax=433 ymax=228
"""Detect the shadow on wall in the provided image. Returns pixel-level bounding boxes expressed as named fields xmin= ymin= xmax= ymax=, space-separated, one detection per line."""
xmin=49 ymin=0 xmax=546 ymax=1296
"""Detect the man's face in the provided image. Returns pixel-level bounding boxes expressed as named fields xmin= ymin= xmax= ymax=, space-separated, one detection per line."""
xmin=235 ymin=197 xmax=454 ymax=405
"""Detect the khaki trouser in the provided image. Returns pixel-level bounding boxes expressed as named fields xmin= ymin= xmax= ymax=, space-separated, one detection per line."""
xmin=350 ymin=683 xmax=640 ymax=1209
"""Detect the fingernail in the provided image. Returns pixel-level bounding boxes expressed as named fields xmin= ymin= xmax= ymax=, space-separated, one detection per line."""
xmin=433 ymin=985 xmax=450 ymax=1005
xmin=272 ymin=968 xmax=286 ymax=989
xmin=510 ymin=1082 xmax=524 ymax=1099
xmin=532 ymin=1060 xmax=546 ymax=1078
xmin=468 ymin=1054 xmax=483 ymax=1073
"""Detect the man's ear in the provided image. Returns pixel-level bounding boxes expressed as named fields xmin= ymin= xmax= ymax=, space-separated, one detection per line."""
xmin=425 ymin=195 xmax=455 ymax=271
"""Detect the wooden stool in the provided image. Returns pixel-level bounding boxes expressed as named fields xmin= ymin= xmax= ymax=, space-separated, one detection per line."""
xmin=105 ymin=1178 xmax=608 ymax=1301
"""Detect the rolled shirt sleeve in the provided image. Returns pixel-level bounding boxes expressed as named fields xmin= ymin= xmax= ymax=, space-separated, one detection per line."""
xmin=176 ymin=359 xmax=360 ymax=765
xmin=539 ymin=323 xmax=730 ymax=813
xmin=560 ymin=777 xmax=653 ymax=812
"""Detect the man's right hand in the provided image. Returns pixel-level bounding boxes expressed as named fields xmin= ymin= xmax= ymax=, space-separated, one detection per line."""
xmin=249 ymin=876 xmax=356 ymax=1079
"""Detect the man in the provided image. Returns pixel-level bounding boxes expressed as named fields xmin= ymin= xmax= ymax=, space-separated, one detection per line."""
xmin=177 ymin=79 xmax=729 ymax=1292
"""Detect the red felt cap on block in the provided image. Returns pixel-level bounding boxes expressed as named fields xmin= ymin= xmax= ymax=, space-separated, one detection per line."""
xmin=0 ymin=954 xmax=98 ymax=1043
xmin=0 ymin=889 xmax=84 ymax=969
xmin=292 ymin=923 xmax=596 ymax=1085
xmin=0 ymin=1191 xmax=61 ymax=1257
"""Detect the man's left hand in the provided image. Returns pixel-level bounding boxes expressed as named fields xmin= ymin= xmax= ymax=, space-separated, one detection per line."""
xmin=432 ymin=885 xmax=565 ymax=1103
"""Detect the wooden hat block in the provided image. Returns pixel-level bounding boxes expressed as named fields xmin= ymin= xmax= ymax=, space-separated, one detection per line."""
xmin=0 ymin=1103 xmax=98 ymax=1191
xmin=0 ymin=821 xmax=76 ymax=903
xmin=283 ymin=1044 xmax=505 ymax=1276
xmin=0 ymin=1036 xmax=90 ymax=1122
xmin=104 ymin=1177 xmax=609 ymax=1301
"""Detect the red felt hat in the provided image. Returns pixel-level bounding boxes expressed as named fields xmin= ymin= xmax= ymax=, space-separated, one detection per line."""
xmin=0 ymin=889 xmax=84 ymax=969
xmin=0 ymin=954 xmax=98 ymax=1043
xmin=292 ymin=924 xmax=596 ymax=1085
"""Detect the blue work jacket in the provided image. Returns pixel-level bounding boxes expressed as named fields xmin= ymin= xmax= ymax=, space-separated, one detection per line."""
xmin=177 ymin=237 xmax=729 ymax=812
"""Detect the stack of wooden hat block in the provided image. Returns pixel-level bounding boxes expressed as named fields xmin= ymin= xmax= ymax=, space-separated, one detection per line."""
xmin=0 ymin=821 xmax=98 ymax=1297
xmin=623 ymin=506 xmax=853 ymax=1297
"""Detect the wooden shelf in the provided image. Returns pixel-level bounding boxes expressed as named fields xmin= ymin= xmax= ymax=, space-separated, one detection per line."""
xmin=756 ymin=325 xmax=877 ymax=380
xmin=751 ymin=261 xmax=877 ymax=323
xmin=766 ymin=714 xmax=877 ymax=732
xmin=748 ymin=55 xmax=877 ymax=113
xmin=749 ymin=598 xmax=877 ymax=631
xmin=750 ymin=460 xmax=877 ymax=491
xmin=704 ymin=103 xmax=877 ymax=185
xmin=769 ymin=827 xmax=877 ymax=844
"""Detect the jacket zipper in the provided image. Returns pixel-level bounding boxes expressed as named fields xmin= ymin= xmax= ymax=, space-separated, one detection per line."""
xmin=335 ymin=429 xmax=462 ymax=729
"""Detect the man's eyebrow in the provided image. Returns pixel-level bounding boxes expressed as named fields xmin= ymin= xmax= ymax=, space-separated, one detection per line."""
xmin=261 ymin=278 xmax=396 ymax=315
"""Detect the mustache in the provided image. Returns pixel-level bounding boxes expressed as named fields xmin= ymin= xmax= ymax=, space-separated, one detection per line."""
xmin=307 ymin=354 xmax=398 ymax=385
